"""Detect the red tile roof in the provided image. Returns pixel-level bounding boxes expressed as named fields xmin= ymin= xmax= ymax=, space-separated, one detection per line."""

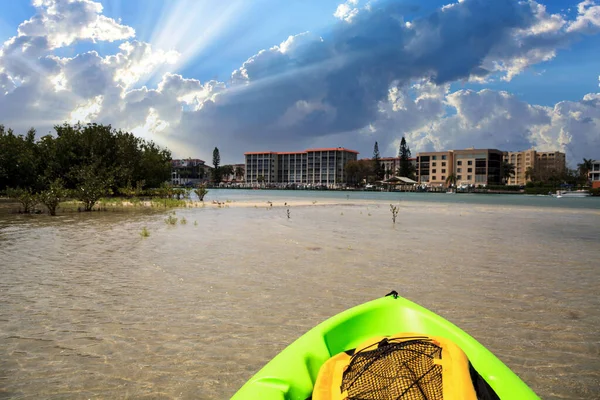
xmin=359 ymin=157 xmax=416 ymax=161
xmin=244 ymin=148 xmax=359 ymax=155
xmin=305 ymin=147 xmax=359 ymax=154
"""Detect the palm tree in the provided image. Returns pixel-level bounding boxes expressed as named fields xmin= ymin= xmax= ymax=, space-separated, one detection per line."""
xmin=220 ymin=165 xmax=234 ymax=181
xmin=385 ymin=168 xmax=393 ymax=180
xmin=445 ymin=174 xmax=457 ymax=192
xmin=502 ymin=161 xmax=516 ymax=184
xmin=577 ymin=158 xmax=594 ymax=185
xmin=525 ymin=166 xmax=535 ymax=183
xmin=235 ymin=165 xmax=245 ymax=182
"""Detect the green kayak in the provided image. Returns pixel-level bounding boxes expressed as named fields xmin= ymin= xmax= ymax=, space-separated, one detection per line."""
xmin=232 ymin=291 xmax=539 ymax=400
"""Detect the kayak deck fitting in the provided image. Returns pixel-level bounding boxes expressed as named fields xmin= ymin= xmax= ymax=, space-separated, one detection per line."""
xmin=231 ymin=291 xmax=539 ymax=400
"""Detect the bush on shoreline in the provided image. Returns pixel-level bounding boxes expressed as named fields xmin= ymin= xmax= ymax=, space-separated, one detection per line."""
xmin=1 ymin=122 xmax=172 ymax=215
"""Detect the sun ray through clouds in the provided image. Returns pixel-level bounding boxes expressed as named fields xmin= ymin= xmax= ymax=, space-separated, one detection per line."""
xmin=142 ymin=0 xmax=248 ymax=85
xmin=221 ymin=47 xmax=372 ymax=98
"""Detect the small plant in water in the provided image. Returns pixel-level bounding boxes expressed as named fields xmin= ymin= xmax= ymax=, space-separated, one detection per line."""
xmin=390 ymin=204 xmax=399 ymax=224
xmin=140 ymin=227 xmax=150 ymax=237
xmin=165 ymin=215 xmax=178 ymax=225
xmin=194 ymin=220 xmax=198 ymax=226
xmin=287 ymin=208 xmax=291 ymax=219
xmin=180 ymin=217 xmax=187 ymax=225
xmin=194 ymin=185 xmax=208 ymax=201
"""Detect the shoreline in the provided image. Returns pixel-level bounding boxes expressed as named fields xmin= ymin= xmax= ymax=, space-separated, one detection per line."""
xmin=1 ymin=194 xmax=598 ymax=216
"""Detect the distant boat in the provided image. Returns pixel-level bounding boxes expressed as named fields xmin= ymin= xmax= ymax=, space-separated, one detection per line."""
xmin=554 ymin=190 xmax=590 ymax=198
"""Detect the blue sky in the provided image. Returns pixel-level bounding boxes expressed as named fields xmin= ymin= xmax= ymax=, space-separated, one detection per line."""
xmin=2 ymin=0 xmax=597 ymax=105
xmin=0 ymin=0 xmax=599 ymax=164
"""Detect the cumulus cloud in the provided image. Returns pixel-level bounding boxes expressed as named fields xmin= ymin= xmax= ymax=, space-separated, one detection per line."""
xmin=334 ymin=0 xmax=361 ymax=23
xmin=182 ymin=0 xmax=600 ymax=148
xmin=0 ymin=0 xmax=599 ymax=164
xmin=0 ymin=72 xmax=16 ymax=94
xmin=0 ymin=0 xmax=180 ymax=141
xmin=20 ymin=0 xmax=134 ymax=48
xmin=567 ymin=0 xmax=600 ymax=33
xmin=369 ymin=84 xmax=600 ymax=165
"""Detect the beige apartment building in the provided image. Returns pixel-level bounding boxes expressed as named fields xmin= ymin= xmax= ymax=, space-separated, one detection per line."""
xmin=503 ymin=150 xmax=566 ymax=185
xmin=244 ymin=147 xmax=358 ymax=186
xmin=536 ymin=151 xmax=566 ymax=175
xmin=415 ymin=151 xmax=454 ymax=186
xmin=503 ymin=149 xmax=536 ymax=185
xmin=453 ymin=149 xmax=503 ymax=186
xmin=416 ymin=148 xmax=503 ymax=186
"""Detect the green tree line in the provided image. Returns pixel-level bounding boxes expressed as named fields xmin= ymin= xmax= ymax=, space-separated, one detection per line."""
xmin=1 ymin=123 xmax=172 ymax=213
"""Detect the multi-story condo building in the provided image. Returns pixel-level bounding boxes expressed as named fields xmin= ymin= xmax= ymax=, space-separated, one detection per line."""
xmin=503 ymin=149 xmax=536 ymax=185
xmin=415 ymin=151 xmax=454 ymax=185
xmin=244 ymin=152 xmax=278 ymax=184
xmin=502 ymin=150 xmax=566 ymax=185
xmin=590 ymin=160 xmax=600 ymax=189
xmin=536 ymin=151 xmax=566 ymax=176
xmin=453 ymin=148 xmax=503 ymax=186
xmin=416 ymin=148 xmax=503 ymax=186
xmin=245 ymin=148 xmax=358 ymax=186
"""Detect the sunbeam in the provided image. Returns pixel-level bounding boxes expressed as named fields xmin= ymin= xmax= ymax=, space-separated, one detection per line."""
xmin=5 ymin=49 xmax=56 ymax=84
xmin=142 ymin=0 xmax=248 ymax=86
xmin=218 ymin=47 xmax=372 ymax=99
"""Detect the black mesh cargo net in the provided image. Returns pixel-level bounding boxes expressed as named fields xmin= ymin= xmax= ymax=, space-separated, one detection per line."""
xmin=340 ymin=337 xmax=443 ymax=400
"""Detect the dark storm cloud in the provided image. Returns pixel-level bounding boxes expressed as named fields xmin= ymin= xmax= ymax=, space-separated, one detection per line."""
xmin=184 ymin=0 xmax=537 ymax=144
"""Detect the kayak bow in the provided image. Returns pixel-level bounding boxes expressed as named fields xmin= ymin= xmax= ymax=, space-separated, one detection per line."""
xmin=232 ymin=292 xmax=539 ymax=400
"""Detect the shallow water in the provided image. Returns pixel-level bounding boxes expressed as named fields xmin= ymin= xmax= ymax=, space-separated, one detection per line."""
xmin=207 ymin=189 xmax=600 ymax=210
xmin=1 ymin=194 xmax=599 ymax=399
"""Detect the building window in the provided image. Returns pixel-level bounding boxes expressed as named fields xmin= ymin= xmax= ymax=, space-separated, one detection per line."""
xmin=457 ymin=161 xmax=462 ymax=166
xmin=467 ymin=175 xmax=472 ymax=180
xmin=441 ymin=176 xmax=446 ymax=181
xmin=468 ymin=160 xmax=473 ymax=166
xmin=442 ymin=162 xmax=446 ymax=166
xmin=432 ymin=176 xmax=437 ymax=180
xmin=442 ymin=155 xmax=447 ymax=160
xmin=442 ymin=169 xmax=446 ymax=173
xmin=432 ymin=162 xmax=437 ymax=167
xmin=468 ymin=168 xmax=472 ymax=173
xmin=432 ymin=169 xmax=437 ymax=173
xmin=432 ymin=156 xmax=437 ymax=160
xmin=457 ymin=168 xmax=462 ymax=173
xmin=457 ymin=175 xmax=462 ymax=180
